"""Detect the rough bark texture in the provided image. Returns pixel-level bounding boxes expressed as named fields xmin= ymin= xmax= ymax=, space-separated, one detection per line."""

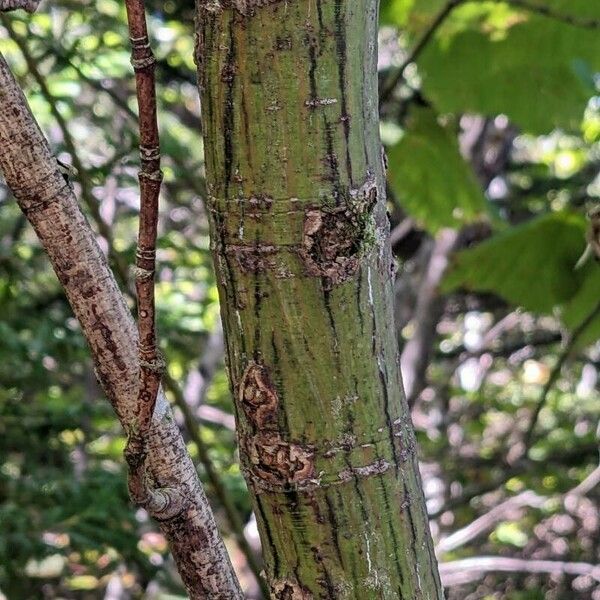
xmin=195 ymin=1 xmax=443 ymax=598
xmin=0 ymin=0 xmax=40 ymax=12
xmin=0 ymin=52 xmax=243 ymax=599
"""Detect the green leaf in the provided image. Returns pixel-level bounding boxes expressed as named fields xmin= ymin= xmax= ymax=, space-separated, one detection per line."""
xmin=443 ymin=211 xmax=588 ymax=314
xmin=560 ymin=264 xmax=600 ymax=347
xmin=380 ymin=0 xmax=415 ymax=27
xmin=416 ymin=3 xmax=600 ymax=133
xmin=387 ymin=107 xmax=488 ymax=232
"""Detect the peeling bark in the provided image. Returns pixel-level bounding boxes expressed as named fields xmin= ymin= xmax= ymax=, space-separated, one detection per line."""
xmin=0 ymin=53 xmax=243 ymax=599
xmin=196 ymin=0 xmax=443 ymax=597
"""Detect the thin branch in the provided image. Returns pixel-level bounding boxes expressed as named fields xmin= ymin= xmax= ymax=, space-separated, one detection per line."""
xmin=499 ymin=0 xmax=600 ymax=29
xmin=523 ymin=299 xmax=600 ymax=450
xmin=401 ymin=228 xmax=459 ymax=405
xmin=122 ymin=0 xmax=167 ymax=517
xmin=436 ymin=465 xmax=600 ymax=556
xmin=440 ymin=556 xmax=600 ymax=587
xmin=379 ymin=0 xmax=463 ymax=106
xmin=436 ymin=490 xmax=545 ymax=555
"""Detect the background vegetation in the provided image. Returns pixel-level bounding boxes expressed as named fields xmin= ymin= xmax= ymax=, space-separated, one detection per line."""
xmin=0 ymin=0 xmax=599 ymax=598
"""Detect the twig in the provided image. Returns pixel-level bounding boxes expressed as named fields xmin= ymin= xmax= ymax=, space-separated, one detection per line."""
xmin=401 ymin=228 xmax=459 ymax=405
xmin=499 ymin=0 xmax=600 ymax=29
xmin=523 ymin=299 xmax=600 ymax=450
xmin=435 ymin=490 xmax=545 ymax=555
xmin=439 ymin=556 xmax=600 ymax=586
xmin=379 ymin=0 xmax=463 ymax=106
xmin=122 ymin=0 xmax=167 ymax=513
xmin=436 ymin=464 xmax=600 ymax=556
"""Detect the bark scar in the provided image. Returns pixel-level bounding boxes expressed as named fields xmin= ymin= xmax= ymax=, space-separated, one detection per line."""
xmin=238 ymin=362 xmax=315 ymax=488
xmin=271 ymin=579 xmax=313 ymax=599
xmin=245 ymin=432 xmax=315 ymax=486
xmin=239 ymin=362 xmax=279 ymax=429
xmin=299 ymin=175 xmax=378 ymax=288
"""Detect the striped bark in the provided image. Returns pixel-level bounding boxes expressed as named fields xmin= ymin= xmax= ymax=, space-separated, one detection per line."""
xmin=195 ymin=1 xmax=444 ymax=597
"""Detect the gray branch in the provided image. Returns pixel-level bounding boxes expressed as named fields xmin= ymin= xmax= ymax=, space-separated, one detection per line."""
xmin=0 ymin=0 xmax=40 ymax=13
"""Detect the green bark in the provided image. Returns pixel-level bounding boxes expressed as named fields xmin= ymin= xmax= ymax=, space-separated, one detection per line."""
xmin=195 ymin=1 xmax=443 ymax=597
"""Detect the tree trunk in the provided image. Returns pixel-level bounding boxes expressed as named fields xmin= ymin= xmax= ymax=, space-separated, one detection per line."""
xmin=195 ymin=1 xmax=443 ymax=598
xmin=0 ymin=52 xmax=243 ymax=600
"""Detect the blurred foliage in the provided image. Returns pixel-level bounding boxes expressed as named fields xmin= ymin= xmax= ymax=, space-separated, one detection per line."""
xmin=0 ymin=0 xmax=599 ymax=598
xmin=387 ymin=107 xmax=489 ymax=231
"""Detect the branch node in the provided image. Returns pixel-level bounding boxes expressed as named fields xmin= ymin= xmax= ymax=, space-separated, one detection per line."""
xmin=139 ymin=169 xmax=163 ymax=182
xmin=133 ymin=266 xmax=155 ymax=281
xmin=131 ymin=54 xmax=157 ymax=70
xmin=139 ymin=351 xmax=166 ymax=374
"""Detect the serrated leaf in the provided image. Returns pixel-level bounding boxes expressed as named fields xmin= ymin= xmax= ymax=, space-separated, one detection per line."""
xmin=387 ymin=107 xmax=488 ymax=232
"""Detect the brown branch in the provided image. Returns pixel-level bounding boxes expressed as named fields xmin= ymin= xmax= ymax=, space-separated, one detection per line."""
xmin=122 ymin=0 xmax=165 ymax=510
